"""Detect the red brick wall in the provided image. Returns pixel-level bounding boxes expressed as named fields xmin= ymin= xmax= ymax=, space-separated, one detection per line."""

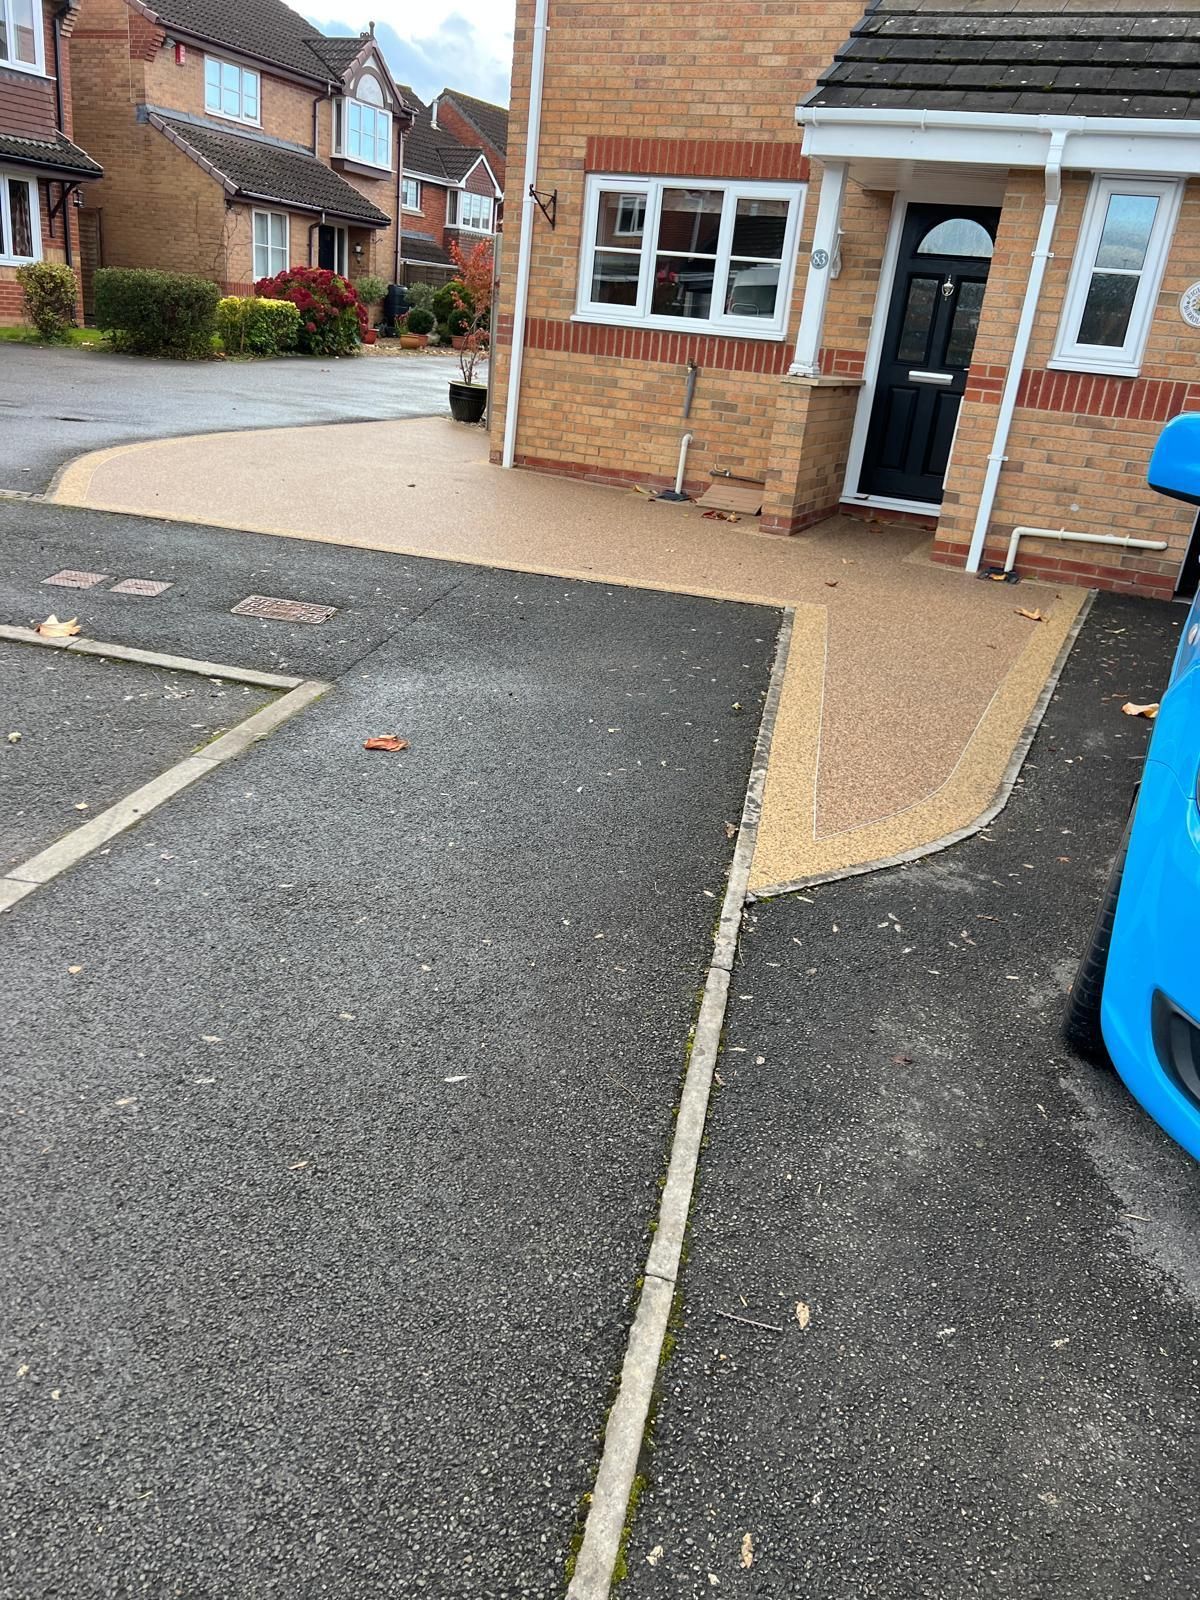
xmin=435 ymin=96 xmax=506 ymax=187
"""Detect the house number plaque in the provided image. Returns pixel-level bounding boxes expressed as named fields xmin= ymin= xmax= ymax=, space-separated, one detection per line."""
xmin=1180 ymin=283 xmax=1200 ymax=328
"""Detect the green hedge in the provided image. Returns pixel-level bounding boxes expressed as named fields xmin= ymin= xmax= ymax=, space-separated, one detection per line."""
xmin=216 ymin=295 xmax=301 ymax=356
xmin=16 ymin=262 xmax=78 ymax=340
xmin=94 ymin=267 xmax=220 ymax=358
xmin=432 ymin=279 xmax=471 ymax=336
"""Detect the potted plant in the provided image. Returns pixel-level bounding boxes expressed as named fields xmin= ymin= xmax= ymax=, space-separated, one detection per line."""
xmin=445 ymin=239 xmax=492 ymax=424
xmin=400 ymin=306 xmax=435 ymax=348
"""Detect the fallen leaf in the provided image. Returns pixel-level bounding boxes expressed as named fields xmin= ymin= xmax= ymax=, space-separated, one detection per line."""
xmin=289 ymin=1161 xmax=308 ymax=1171
xmin=35 ymin=614 xmax=81 ymax=638
xmin=741 ymin=1533 xmax=754 ymax=1569
xmin=7 ymin=731 xmax=20 ymax=743
xmin=1015 ymin=607 xmax=1043 ymax=622
xmin=50 ymin=1389 xmax=61 ymax=1401
xmin=824 ymin=580 xmax=838 ymax=588
xmin=67 ymin=965 xmax=82 ymax=974
xmin=363 ymin=735 xmax=409 ymax=751
xmin=646 ymin=1545 xmax=664 ymax=1568
xmin=1121 ymin=701 xmax=1159 ymax=720
xmin=113 ymin=1096 xmax=136 ymax=1107
xmin=795 ymin=1301 xmax=811 ymax=1330
xmin=73 ymin=802 xmax=88 ymax=811
xmin=724 ymin=820 xmax=738 ymax=840
xmin=891 ymin=1052 xmax=914 ymax=1065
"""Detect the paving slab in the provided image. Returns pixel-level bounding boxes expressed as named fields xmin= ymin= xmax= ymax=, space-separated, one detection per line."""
xmin=620 ymin=593 xmax=1200 ymax=1600
xmin=0 ymin=638 xmax=274 ymax=868
xmin=0 ymin=561 xmax=777 ymax=1599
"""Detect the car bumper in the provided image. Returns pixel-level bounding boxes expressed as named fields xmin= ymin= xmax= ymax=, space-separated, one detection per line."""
xmin=1102 ymin=756 xmax=1200 ymax=1161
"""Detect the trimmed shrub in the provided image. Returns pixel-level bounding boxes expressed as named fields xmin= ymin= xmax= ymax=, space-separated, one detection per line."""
xmin=16 ymin=261 xmax=78 ymax=340
xmin=405 ymin=306 xmax=435 ymax=336
xmin=94 ymin=267 xmax=219 ymax=358
xmin=355 ymin=273 xmax=387 ymax=308
xmin=432 ymin=278 xmax=471 ymax=336
xmin=216 ymin=295 xmax=301 ymax=356
xmin=254 ymin=266 xmax=365 ymax=356
xmin=406 ymin=280 xmax=438 ymax=316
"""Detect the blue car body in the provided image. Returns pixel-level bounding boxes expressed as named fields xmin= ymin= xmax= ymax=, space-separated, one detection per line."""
xmin=1099 ymin=414 xmax=1200 ymax=1160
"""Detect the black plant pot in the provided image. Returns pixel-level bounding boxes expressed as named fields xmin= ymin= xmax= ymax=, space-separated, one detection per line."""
xmin=448 ymin=380 xmax=487 ymax=424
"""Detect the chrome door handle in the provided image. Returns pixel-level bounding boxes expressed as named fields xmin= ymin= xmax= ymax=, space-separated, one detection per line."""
xmin=908 ymin=370 xmax=954 ymax=386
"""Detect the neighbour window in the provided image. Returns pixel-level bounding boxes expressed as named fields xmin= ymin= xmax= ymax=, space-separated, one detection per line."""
xmin=401 ymin=176 xmax=421 ymax=210
xmin=252 ymin=210 xmax=288 ymax=280
xmin=0 ymin=172 xmax=38 ymax=264
xmin=577 ymin=175 xmax=805 ymax=339
xmin=204 ymin=56 xmax=260 ymax=125
xmin=1051 ymin=175 xmax=1183 ymax=377
xmin=0 ymin=0 xmax=41 ymax=70
xmin=338 ymin=78 xmax=391 ymax=169
xmin=451 ymin=190 xmax=493 ymax=232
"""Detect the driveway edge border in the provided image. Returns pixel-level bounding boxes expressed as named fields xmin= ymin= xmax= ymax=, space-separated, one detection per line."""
xmin=565 ymin=607 xmax=794 ymax=1600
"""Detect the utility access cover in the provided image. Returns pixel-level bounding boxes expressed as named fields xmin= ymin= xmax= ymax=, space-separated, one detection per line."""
xmin=231 ymin=595 xmax=338 ymax=625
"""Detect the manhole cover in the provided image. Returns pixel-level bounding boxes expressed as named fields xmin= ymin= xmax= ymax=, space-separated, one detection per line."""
xmin=44 ymin=569 xmax=109 ymax=589
xmin=110 ymin=578 xmax=173 ymax=597
xmin=231 ymin=594 xmax=338 ymax=624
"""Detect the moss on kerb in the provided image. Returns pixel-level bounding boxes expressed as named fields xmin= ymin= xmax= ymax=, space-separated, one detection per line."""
xmin=611 ymin=1474 xmax=647 ymax=1584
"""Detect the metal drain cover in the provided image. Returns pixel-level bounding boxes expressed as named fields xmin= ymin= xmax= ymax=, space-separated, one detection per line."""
xmin=231 ymin=595 xmax=338 ymax=625
xmin=44 ymin=569 xmax=109 ymax=589
xmin=110 ymin=578 xmax=173 ymax=596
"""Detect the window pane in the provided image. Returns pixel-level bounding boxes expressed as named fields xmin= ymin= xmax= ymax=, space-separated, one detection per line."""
xmin=269 ymin=213 xmax=286 ymax=250
xmin=595 ymin=192 xmax=644 ymax=244
xmin=205 ymin=59 xmax=220 ymax=108
xmin=591 ymin=249 xmax=640 ymax=306
xmin=242 ymin=71 xmax=258 ymax=119
xmin=10 ymin=179 xmax=32 ymax=254
xmin=655 ymin=188 xmax=722 ymax=257
xmin=895 ymin=276 xmax=938 ymax=363
xmin=1077 ymin=271 xmax=1139 ymax=347
xmin=725 ymin=259 xmax=780 ymax=317
xmin=653 ymin=254 xmax=714 ymax=320
xmin=915 ymin=218 xmax=993 ymax=258
xmin=730 ymin=197 xmax=788 ymax=260
xmin=253 ymin=213 xmax=267 ymax=246
xmin=358 ymin=75 xmax=384 ymax=106
xmin=945 ymin=279 xmax=985 ymax=367
xmin=12 ymin=0 xmax=37 ymax=63
xmin=1094 ymin=193 xmax=1158 ymax=271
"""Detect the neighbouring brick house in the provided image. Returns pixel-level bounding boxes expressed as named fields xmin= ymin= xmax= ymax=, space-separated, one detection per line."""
xmin=493 ymin=0 xmax=1200 ymax=600
xmin=68 ymin=0 xmax=414 ymax=311
xmin=395 ymin=84 xmax=504 ymax=282
xmin=0 ymin=0 xmax=102 ymax=324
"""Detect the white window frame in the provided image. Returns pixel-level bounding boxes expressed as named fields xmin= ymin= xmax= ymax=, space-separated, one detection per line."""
xmin=451 ymin=190 xmax=493 ymax=233
xmin=1050 ymin=174 xmax=1183 ymax=378
xmin=0 ymin=170 xmax=41 ymax=265
xmin=204 ymin=55 xmax=261 ymax=127
xmin=252 ymin=209 xmax=288 ymax=280
xmin=575 ymin=173 xmax=806 ymax=342
xmin=400 ymin=176 xmax=421 ymax=212
xmin=335 ymin=97 xmax=392 ymax=171
xmin=0 ymin=0 xmax=45 ymax=74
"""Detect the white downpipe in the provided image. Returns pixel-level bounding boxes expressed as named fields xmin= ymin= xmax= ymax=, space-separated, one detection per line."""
xmin=674 ymin=432 xmax=694 ymax=495
xmin=500 ymin=0 xmax=549 ymax=470
xmin=1004 ymin=525 xmax=1168 ymax=574
xmin=965 ymin=130 xmax=1067 ymax=573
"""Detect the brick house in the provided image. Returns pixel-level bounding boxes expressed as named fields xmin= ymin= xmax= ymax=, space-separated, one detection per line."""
xmin=395 ymin=85 xmax=504 ymax=281
xmin=493 ymin=0 xmax=1200 ymax=600
xmin=1 ymin=0 xmax=102 ymax=324
xmin=68 ymin=0 xmax=414 ymax=311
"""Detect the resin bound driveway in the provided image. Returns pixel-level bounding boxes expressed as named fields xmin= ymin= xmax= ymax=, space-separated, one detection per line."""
xmin=0 ymin=343 xmax=461 ymax=493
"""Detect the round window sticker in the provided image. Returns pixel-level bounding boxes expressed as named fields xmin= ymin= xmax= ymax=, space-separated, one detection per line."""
xmin=1180 ymin=282 xmax=1200 ymax=328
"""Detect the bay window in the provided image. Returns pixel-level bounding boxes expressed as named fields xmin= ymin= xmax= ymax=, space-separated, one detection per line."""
xmin=450 ymin=190 xmax=493 ymax=233
xmin=576 ymin=175 xmax=805 ymax=338
xmin=1051 ymin=175 xmax=1183 ymax=377
xmin=337 ymin=77 xmax=391 ymax=170
xmin=252 ymin=210 xmax=288 ymax=280
xmin=0 ymin=0 xmax=41 ymax=71
xmin=0 ymin=173 xmax=38 ymax=265
xmin=204 ymin=56 xmax=260 ymax=125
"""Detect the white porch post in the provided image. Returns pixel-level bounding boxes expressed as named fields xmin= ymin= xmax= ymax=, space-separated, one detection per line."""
xmin=789 ymin=159 xmax=847 ymax=378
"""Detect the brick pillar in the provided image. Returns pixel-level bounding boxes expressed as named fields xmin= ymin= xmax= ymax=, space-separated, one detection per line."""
xmin=761 ymin=374 xmax=862 ymax=535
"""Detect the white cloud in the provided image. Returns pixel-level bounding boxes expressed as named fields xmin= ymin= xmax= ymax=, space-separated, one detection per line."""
xmin=306 ymin=2 xmax=515 ymax=105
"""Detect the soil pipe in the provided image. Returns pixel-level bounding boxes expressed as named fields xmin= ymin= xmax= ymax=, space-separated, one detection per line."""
xmin=501 ymin=0 xmax=550 ymax=468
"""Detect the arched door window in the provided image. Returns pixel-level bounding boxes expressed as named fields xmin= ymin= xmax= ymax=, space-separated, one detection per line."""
xmin=915 ymin=217 xmax=994 ymax=259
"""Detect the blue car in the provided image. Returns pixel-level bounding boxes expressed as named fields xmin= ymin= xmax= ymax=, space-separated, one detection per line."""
xmin=1064 ymin=412 xmax=1200 ymax=1161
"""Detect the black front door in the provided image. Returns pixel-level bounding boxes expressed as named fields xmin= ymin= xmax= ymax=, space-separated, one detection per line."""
xmin=859 ymin=204 xmax=1000 ymax=505
xmin=317 ymin=225 xmax=338 ymax=272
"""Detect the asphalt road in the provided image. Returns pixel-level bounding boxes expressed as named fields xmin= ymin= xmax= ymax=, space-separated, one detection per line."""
xmin=0 ymin=501 xmax=778 ymax=1598
xmin=623 ymin=592 xmax=1200 ymax=1600
xmin=0 ymin=343 xmax=461 ymax=493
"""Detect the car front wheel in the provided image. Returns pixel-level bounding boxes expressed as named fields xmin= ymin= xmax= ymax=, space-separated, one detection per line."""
xmin=1062 ymin=815 xmax=1132 ymax=1066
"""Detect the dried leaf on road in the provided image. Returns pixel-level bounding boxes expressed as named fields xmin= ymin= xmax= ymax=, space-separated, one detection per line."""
xmin=646 ymin=1545 xmax=664 ymax=1568
xmin=795 ymin=1301 xmax=811 ymax=1330
xmin=741 ymin=1533 xmax=755 ymax=1569
xmin=1121 ymin=701 xmax=1159 ymax=720
xmin=1015 ymin=607 xmax=1043 ymax=622
xmin=824 ymin=580 xmax=838 ymax=588
xmin=7 ymin=731 xmax=20 ymax=743
xmin=363 ymin=735 xmax=410 ymax=751
xmin=35 ymin=614 xmax=81 ymax=637
xmin=724 ymin=820 xmax=738 ymax=840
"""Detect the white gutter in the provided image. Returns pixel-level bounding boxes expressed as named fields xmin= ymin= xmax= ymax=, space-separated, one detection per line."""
xmin=1004 ymin=524 xmax=1167 ymax=574
xmin=965 ymin=128 xmax=1067 ymax=572
xmin=500 ymin=0 xmax=549 ymax=469
xmin=798 ymin=107 xmax=1200 ymax=140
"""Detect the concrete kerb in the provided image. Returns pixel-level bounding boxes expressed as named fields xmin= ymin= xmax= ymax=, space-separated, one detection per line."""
xmin=0 ymin=628 xmax=329 ymax=912
xmin=565 ymin=609 xmax=794 ymax=1600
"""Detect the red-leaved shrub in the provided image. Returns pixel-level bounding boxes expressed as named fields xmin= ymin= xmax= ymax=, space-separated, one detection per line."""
xmin=253 ymin=266 xmax=366 ymax=356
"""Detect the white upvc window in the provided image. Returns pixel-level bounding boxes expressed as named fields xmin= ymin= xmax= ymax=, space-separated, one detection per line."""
xmin=0 ymin=171 xmax=39 ymax=265
xmin=400 ymin=176 xmax=421 ymax=211
xmin=252 ymin=209 xmax=288 ymax=280
xmin=204 ymin=56 xmax=260 ymax=125
xmin=337 ymin=77 xmax=391 ymax=170
xmin=576 ymin=174 xmax=806 ymax=340
xmin=0 ymin=0 xmax=43 ymax=73
xmin=1051 ymin=175 xmax=1183 ymax=377
xmin=451 ymin=190 xmax=493 ymax=233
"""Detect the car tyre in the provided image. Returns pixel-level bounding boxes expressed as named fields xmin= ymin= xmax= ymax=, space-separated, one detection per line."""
xmin=1062 ymin=815 xmax=1132 ymax=1066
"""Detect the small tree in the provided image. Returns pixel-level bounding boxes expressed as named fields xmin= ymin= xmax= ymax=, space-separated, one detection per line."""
xmin=447 ymin=237 xmax=493 ymax=386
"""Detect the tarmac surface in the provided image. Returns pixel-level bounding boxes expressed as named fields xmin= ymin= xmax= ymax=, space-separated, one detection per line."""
xmin=0 ymin=343 xmax=459 ymax=493
xmin=0 ymin=501 xmax=777 ymax=1597
xmin=622 ymin=592 xmax=1200 ymax=1600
